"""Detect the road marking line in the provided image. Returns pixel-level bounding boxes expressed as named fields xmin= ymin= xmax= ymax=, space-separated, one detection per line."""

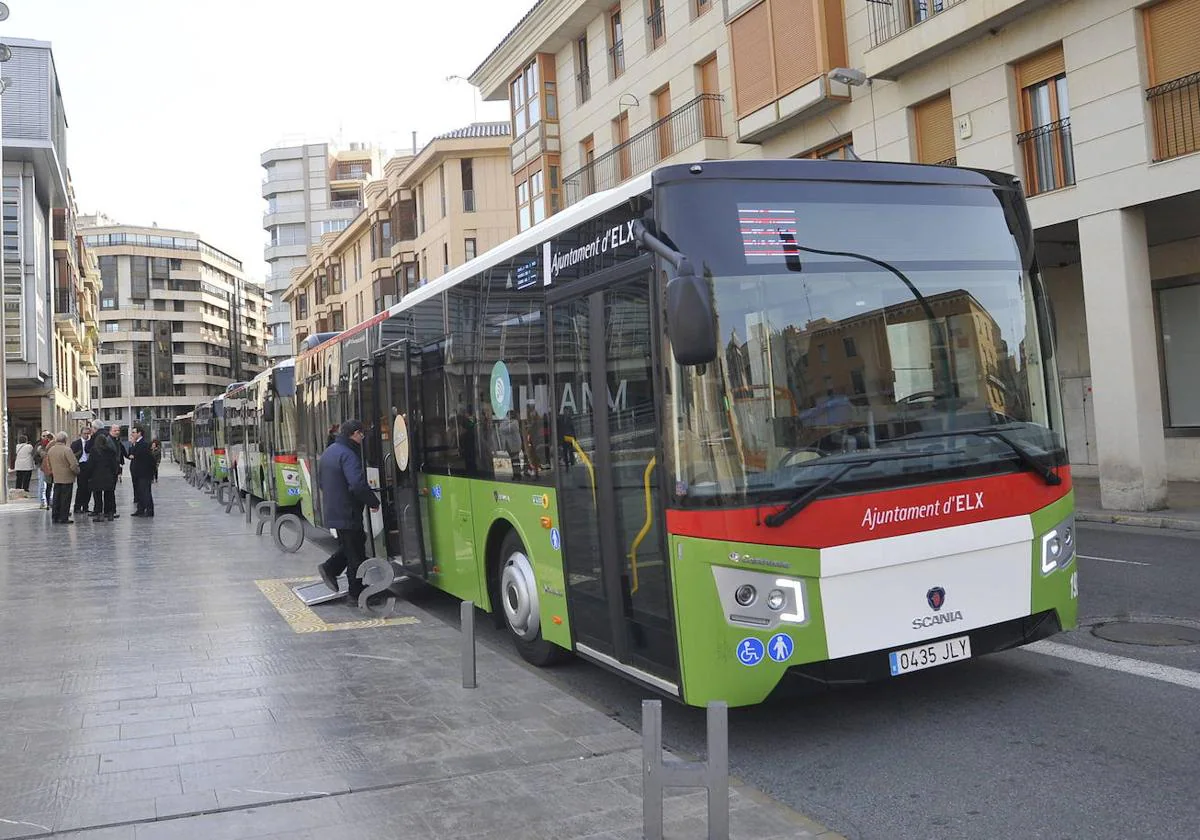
xmin=1023 ymin=640 xmax=1200 ymax=691
xmin=1078 ymin=554 xmax=1151 ymax=566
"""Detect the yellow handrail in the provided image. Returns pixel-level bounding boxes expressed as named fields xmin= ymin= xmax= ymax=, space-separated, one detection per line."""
xmin=564 ymin=436 xmax=596 ymax=508
xmin=627 ymin=455 xmax=657 ymax=595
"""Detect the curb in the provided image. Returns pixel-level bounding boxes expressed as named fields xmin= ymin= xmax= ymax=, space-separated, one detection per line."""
xmin=1076 ymin=509 xmax=1200 ymax=532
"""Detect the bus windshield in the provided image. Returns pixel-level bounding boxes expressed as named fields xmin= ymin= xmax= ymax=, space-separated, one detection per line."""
xmin=660 ymin=177 xmax=1065 ymax=506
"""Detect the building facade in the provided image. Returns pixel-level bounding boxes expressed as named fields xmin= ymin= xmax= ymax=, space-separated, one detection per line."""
xmin=470 ymin=0 xmax=1200 ymax=511
xmin=50 ymin=178 xmax=101 ymax=435
xmin=2 ymin=39 xmax=72 ymax=446
xmin=81 ymin=218 xmax=268 ymax=440
xmin=285 ymin=123 xmax=516 ymax=349
xmin=261 ymin=141 xmax=387 ymax=360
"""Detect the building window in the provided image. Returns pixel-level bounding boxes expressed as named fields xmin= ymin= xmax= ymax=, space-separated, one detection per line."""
xmin=530 ymin=171 xmax=546 ymax=225
xmin=1016 ymin=46 xmax=1075 ymax=196
xmin=646 ymin=0 xmax=666 ymax=50
xmin=843 ymin=336 xmax=857 ymax=358
xmin=576 ymin=34 xmax=591 ymax=103
xmin=608 ymin=6 xmax=625 ymax=78
xmin=416 ymin=184 xmax=426 ymax=234
xmin=443 ymin=243 xmax=450 ymax=275
xmin=1158 ymin=282 xmax=1200 ymax=427
xmin=795 ymin=135 xmax=856 ymax=160
xmin=465 ymin=237 xmax=477 ymax=262
xmin=517 ymin=180 xmax=531 ymax=232
xmin=101 ymin=363 xmax=121 ymax=399
xmin=695 ymin=0 xmax=712 ymax=17
xmin=131 ymin=257 xmax=149 ymax=299
xmin=613 ymin=112 xmax=631 ymax=180
xmin=439 ymin=164 xmax=447 ymax=218
xmin=1144 ymin=0 xmax=1200 ymax=161
xmin=461 ymin=158 xmax=475 ymax=212
xmin=511 ymin=58 xmax=540 ymax=136
xmin=914 ymin=92 xmax=956 ymax=165
xmin=103 ymin=321 xmax=120 ymax=333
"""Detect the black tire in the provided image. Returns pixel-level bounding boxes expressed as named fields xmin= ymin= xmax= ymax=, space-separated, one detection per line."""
xmin=497 ymin=529 xmax=566 ymax=667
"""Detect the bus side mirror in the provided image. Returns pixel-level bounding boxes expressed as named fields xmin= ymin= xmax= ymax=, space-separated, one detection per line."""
xmin=665 ymin=259 xmax=717 ymax=366
xmin=263 ymin=400 xmax=275 ymax=422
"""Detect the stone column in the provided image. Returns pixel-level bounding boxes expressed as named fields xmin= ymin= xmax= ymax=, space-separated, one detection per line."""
xmin=1078 ymin=207 xmax=1167 ymax=511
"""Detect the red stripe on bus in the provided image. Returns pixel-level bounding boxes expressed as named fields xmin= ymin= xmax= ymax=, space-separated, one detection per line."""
xmin=665 ymin=468 xmax=1072 ymax=549
xmin=213 ymin=449 xmax=226 ymax=455
xmin=274 ymin=454 xmax=298 ymax=464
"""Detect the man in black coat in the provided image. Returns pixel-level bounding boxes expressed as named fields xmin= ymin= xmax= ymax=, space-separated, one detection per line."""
xmin=70 ymin=425 xmax=94 ymax=515
xmin=316 ymin=419 xmax=380 ymax=602
xmin=88 ymin=422 xmax=121 ymax=521
xmin=128 ymin=424 xmax=155 ymax=517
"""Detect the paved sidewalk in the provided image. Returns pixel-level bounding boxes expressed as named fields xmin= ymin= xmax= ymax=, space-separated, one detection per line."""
xmin=1073 ymin=475 xmax=1200 ymax=532
xmin=0 ymin=464 xmax=838 ymax=839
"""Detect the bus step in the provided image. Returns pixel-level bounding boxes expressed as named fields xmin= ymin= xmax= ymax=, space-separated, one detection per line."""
xmin=293 ymin=576 xmax=349 ymax=605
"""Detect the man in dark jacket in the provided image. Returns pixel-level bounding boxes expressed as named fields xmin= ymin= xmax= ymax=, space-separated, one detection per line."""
xmin=316 ymin=419 xmax=380 ymax=601
xmin=128 ymin=424 xmax=155 ymax=517
xmin=70 ymin=425 xmax=93 ymax=515
xmin=88 ymin=422 xmax=121 ymax=521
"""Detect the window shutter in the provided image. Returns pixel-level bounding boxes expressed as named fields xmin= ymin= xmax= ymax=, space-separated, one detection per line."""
xmin=914 ymin=93 xmax=955 ymax=164
xmin=1016 ymin=45 xmax=1065 ymax=90
xmin=772 ymin=0 xmax=818 ymax=95
xmin=730 ymin=2 xmax=775 ymax=117
xmin=1145 ymin=0 xmax=1200 ymax=86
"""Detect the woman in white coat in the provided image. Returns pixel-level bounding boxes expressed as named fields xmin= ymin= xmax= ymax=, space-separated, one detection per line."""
xmin=11 ymin=434 xmax=34 ymax=491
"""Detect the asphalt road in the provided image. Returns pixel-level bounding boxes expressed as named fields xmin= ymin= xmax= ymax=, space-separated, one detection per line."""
xmin=402 ymin=521 xmax=1200 ymax=840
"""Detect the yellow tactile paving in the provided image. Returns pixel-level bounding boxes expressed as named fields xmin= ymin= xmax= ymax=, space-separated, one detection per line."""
xmin=255 ymin=576 xmax=420 ymax=633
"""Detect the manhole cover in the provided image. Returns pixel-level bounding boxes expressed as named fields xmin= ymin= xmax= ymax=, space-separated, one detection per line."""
xmin=1091 ymin=621 xmax=1200 ymax=647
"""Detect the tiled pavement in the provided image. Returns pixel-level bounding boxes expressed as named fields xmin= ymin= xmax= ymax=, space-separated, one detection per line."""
xmin=0 ymin=464 xmax=838 ymax=839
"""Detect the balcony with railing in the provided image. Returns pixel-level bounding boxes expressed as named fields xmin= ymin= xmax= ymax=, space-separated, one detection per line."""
xmin=55 ymin=286 xmax=82 ymax=343
xmin=562 ymin=94 xmax=724 ymax=206
xmin=1016 ymin=117 xmax=1075 ymax=197
xmin=1148 ymin=71 xmax=1200 ymax=163
xmin=330 ymin=199 xmax=363 ymax=210
xmin=864 ymin=0 xmax=1056 ymax=80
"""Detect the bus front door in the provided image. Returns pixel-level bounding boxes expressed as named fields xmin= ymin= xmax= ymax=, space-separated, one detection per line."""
xmin=550 ymin=265 xmax=678 ymax=692
xmin=375 ymin=344 xmax=428 ymax=579
xmin=349 ymin=359 xmax=387 ymax=560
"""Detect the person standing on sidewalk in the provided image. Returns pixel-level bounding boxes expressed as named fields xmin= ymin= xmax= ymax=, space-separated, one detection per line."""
xmin=88 ymin=421 xmax=120 ymax=521
xmin=34 ymin=431 xmax=53 ymax=509
xmin=71 ymin=425 xmax=94 ymax=515
xmin=11 ymin=435 xmax=34 ymax=492
xmin=47 ymin=432 xmax=79 ymax=524
xmin=316 ymin=419 xmax=380 ymax=602
xmin=128 ymin=424 xmax=155 ymax=517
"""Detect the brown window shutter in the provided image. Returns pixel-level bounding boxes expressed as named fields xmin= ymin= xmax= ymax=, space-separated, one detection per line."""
xmin=1015 ymin=45 xmax=1065 ymax=90
xmin=730 ymin=2 xmax=775 ymax=118
xmin=771 ymin=0 xmax=818 ymax=95
xmin=1145 ymin=0 xmax=1200 ymax=86
xmin=914 ymin=93 xmax=955 ymax=164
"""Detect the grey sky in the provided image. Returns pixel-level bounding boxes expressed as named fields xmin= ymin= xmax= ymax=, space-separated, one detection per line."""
xmin=7 ymin=0 xmax=531 ymax=281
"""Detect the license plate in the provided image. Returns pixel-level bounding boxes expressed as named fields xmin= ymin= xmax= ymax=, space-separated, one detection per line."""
xmin=888 ymin=635 xmax=972 ymax=676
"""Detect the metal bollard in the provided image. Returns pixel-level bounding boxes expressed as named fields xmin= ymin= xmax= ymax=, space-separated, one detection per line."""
xmin=253 ymin=500 xmax=277 ymax=535
xmin=642 ymin=699 xmax=729 ymax=840
xmin=461 ymin=600 xmax=476 ymax=689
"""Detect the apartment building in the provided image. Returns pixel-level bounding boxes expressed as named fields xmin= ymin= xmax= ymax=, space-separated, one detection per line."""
xmin=50 ymin=179 xmax=101 ymax=435
xmin=470 ymin=0 xmax=763 ymax=225
xmin=81 ymin=218 xmax=269 ymax=440
xmin=2 ymin=39 xmax=73 ymax=444
xmin=261 ymin=141 xmax=386 ymax=360
xmin=470 ymin=0 xmax=1200 ymax=512
xmin=285 ymin=123 xmax=516 ymax=349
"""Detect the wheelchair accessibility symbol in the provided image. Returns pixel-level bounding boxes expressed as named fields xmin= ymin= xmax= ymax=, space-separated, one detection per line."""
xmin=736 ymin=637 xmax=765 ymax=666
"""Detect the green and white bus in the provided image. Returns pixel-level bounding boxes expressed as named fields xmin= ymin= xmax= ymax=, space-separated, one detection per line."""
xmin=294 ymin=158 xmax=1077 ymax=707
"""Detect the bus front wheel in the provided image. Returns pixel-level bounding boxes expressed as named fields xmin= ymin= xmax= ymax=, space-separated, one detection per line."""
xmin=498 ymin=530 xmax=564 ymax=667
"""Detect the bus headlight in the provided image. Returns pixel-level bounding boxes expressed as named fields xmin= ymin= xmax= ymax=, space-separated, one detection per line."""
xmin=766 ymin=589 xmax=786 ymax=611
xmin=1040 ymin=514 xmax=1076 ymax=574
xmin=734 ymin=584 xmax=757 ymax=607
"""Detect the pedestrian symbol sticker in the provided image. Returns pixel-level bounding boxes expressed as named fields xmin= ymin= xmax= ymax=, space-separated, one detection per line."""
xmin=550 ymin=528 xmax=561 ymax=551
xmin=767 ymin=632 xmax=794 ymax=663
xmin=736 ymin=637 xmax=764 ymax=666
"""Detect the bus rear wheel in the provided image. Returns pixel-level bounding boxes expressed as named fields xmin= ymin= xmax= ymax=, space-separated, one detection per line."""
xmin=498 ymin=530 xmax=565 ymax=667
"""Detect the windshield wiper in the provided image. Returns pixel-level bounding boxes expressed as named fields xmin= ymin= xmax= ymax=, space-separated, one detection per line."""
xmin=893 ymin=427 xmax=1061 ymax=486
xmin=763 ymin=451 xmax=934 ymax=528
